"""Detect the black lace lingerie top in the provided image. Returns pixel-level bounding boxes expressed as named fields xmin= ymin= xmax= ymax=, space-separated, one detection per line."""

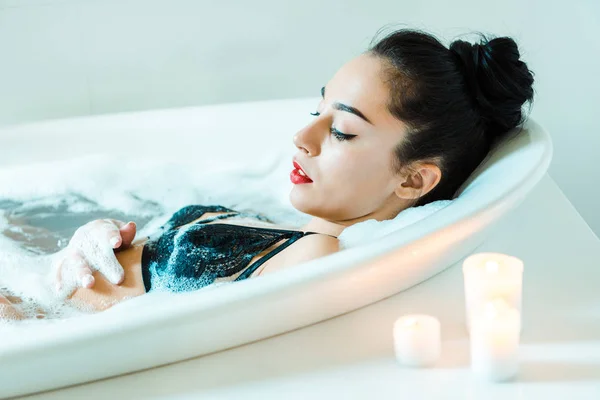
xmin=140 ymin=205 xmax=331 ymax=293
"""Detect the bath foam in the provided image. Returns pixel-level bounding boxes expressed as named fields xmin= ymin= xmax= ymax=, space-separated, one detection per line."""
xmin=0 ymin=152 xmax=306 ymax=320
xmin=0 ymin=97 xmax=553 ymax=397
xmin=0 ymin=242 xmax=82 ymax=320
xmin=144 ymin=223 xmax=223 ymax=293
xmin=0 ymin=152 xmax=451 ymax=320
xmin=0 ymin=152 xmax=307 ymax=228
xmin=337 ymin=200 xmax=454 ymax=249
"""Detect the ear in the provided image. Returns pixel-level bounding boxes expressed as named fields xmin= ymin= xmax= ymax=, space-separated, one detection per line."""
xmin=394 ymin=163 xmax=442 ymax=200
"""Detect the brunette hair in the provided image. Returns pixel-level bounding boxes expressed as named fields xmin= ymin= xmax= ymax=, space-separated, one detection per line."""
xmin=368 ymin=27 xmax=535 ymax=206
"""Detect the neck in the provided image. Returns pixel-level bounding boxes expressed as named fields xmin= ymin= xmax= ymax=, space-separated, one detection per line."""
xmin=300 ymin=217 xmax=347 ymax=237
xmin=300 ymin=196 xmax=411 ymax=237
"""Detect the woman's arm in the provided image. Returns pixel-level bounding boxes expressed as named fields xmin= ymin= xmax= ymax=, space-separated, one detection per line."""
xmin=0 ymin=236 xmax=149 ymax=320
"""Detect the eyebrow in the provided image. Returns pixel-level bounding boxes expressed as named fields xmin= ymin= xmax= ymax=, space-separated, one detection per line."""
xmin=321 ymin=86 xmax=373 ymax=125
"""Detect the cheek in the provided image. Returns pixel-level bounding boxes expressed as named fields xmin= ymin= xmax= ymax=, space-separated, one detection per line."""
xmin=333 ymin=148 xmax=391 ymax=187
xmin=320 ymin=147 xmax=394 ymax=209
xmin=320 ymin=151 xmax=357 ymax=187
xmin=289 ymin=144 xmax=396 ymax=219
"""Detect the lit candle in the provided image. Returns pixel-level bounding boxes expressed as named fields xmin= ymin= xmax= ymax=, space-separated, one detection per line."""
xmin=470 ymin=298 xmax=521 ymax=381
xmin=393 ymin=314 xmax=441 ymax=367
xmin=462 ymin=252 xmax=523 ymax=331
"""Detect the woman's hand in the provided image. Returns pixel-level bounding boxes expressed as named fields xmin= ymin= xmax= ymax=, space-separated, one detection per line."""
xmin=50 ymin=219 xmax=137 ymax=296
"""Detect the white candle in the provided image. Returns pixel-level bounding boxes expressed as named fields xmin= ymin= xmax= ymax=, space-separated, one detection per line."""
xmin=393 ymin=314 xmax=441 ymax=367
xmin=462 ymin=252 xmax=523 ymax=331
xmin=470 ymin=298 xmax=521 ymax=382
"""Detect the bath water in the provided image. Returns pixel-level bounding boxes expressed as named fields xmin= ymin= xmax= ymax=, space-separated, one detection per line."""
xmin=0 ymin=153 xmax=309 ymax=322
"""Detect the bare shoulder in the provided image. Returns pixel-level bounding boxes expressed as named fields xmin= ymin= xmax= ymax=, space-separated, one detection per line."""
xmin=298 ymin=233 xmax=340 ymax=251
xmin=296 ymin=233 xmax=340 ymax=254
xmin=258 ymin=233 xmax=340 ymax=277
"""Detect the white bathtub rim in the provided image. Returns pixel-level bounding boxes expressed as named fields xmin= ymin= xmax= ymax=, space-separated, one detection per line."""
xmin=0 ymin=116 xmax=553 ymax=357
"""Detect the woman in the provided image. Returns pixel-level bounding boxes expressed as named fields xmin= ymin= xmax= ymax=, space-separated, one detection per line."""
xmin=1 ymin=27 xmax=535 ymax=319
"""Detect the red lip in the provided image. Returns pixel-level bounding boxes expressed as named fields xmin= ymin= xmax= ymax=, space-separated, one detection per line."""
xmin=291 ymin=160 xmax=313 ymax=184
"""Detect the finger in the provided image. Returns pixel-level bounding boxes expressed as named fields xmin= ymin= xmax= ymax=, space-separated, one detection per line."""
xmin=118 ymin=221 xmax=137 ymax=248
xmin=99 ymin=219 xmax=125 ymax=249
xmin=72 ymin=253 xmax=95 ymax=289
xmin=51 ymin=247 xmax=76 ymax=292
xmin=102 ymin=219 xmax=137 ymax=249
xmin=87 ymin=246 xmax=125 ymax=285
xmin=54 ymin=259 xmax=78 ymax=296
xmin=77 ymin=265 xmax=95 ymax=289
xmin=56 ymin=250 xmax=84 ymax=289
xmin=55 ymin=259 xmax=63 ymax=292
xmin=72 ymin=220 xmax=126 ymax=285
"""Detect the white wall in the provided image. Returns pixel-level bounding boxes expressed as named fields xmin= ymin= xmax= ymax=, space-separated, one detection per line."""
xmin=0 ymin=0 xmax=598 ymax=236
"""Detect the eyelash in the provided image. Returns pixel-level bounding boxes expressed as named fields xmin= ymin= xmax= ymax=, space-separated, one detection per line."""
xmin=309 ymin=111 xmax=357 ymax=141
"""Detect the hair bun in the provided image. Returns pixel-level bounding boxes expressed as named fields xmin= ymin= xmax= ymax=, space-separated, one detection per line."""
xmin=449 ymin=35 xmax=535 ymax=139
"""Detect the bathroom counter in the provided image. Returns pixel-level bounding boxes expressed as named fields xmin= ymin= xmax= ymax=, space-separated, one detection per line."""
xmin=18 ymin=174 xmax=600 ymax=400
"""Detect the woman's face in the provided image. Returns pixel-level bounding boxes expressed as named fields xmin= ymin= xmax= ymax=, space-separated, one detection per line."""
xmin=290 ymin=53 xmax=411 ymax=223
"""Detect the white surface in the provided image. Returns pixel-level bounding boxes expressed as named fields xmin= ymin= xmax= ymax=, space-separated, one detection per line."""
xmin=0 ymin=96 xmax=551 ymax=397
xmin=0 ymin=0 xmax=598 ymax=239
xmin=338 ymin=199 xmax=453 ymax=249
xmin=13 ymin=175 xmax=600 ymax=400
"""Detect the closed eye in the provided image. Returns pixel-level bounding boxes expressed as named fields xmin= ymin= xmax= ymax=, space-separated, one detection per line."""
xmin=310 ymin=111 xmax=357 ymax=142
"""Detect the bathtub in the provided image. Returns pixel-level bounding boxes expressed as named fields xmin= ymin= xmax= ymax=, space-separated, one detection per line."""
xmin=0 ymin=97 xmax=552 ymax=397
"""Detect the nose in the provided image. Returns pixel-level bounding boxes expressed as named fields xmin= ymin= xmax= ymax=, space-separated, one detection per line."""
xmin=293 ymin=118 xmax=323 ymax=157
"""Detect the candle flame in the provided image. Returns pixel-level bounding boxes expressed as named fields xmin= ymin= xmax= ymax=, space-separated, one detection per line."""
xmin=485 ymin=260 xmax=499 ymax=273
xmin=404 ymin=318 xmax=419 ymax=328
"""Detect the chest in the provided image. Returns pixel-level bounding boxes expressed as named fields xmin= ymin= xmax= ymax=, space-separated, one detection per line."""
xmin=174 ymin=212 xmax=307 ymax=280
